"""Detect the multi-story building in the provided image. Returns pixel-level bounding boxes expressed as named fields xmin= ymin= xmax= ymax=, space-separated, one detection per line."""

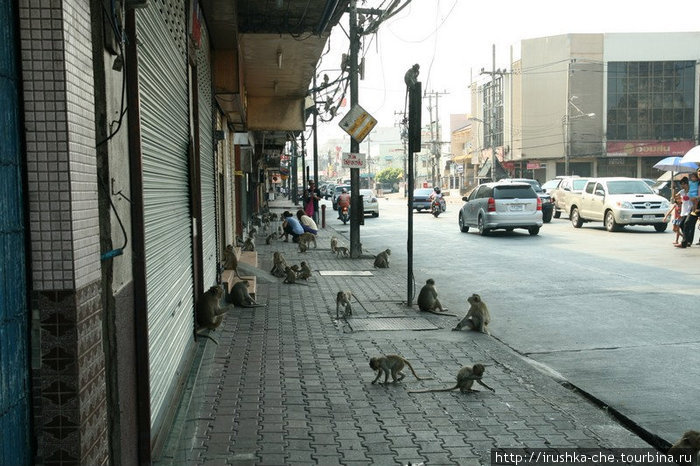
xmin=470 ymin=32 xmax=700 ymax=182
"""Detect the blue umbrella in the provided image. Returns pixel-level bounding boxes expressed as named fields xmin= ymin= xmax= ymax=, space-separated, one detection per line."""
xmin=652 ymin=156 xmax=698 ymax=173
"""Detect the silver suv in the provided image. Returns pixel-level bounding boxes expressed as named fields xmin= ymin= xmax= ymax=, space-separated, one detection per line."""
xmin=458 ymin=181 xmax=543 ymax=236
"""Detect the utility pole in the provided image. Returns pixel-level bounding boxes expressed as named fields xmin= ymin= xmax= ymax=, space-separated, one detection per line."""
xmin=424 ymin=89 xmax=449 ymax=187
xmin=348 ymin=0 xmax=361 ymax=258
xmin=313 ymin=73 xmax=319 ymax=187
xmin=480 ymin=45 xmax=505 ymax=181
xmin=394 ymin=110 xmax=408 ymax=196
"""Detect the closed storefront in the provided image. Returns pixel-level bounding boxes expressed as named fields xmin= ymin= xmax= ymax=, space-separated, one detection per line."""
xmin=136 ymin=0 xmax=194 ymax=439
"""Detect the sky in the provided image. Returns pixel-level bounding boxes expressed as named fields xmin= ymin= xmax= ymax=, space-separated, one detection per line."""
xmin=314 ymin=0 xmax=700 ymax=147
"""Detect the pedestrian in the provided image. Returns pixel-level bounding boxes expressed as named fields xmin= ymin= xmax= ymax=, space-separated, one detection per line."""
xmin=281 ymin=210 xmax=304 ymax=243
xmin=664 ymin=192 xmax=683 ymax=245
xmin=303 ymin=180 xmax=322 ymax=223
xmin=675 ymin=177 xmax=694 ymax=248
xmin=296 ymin=209 xmax=318 ymax=235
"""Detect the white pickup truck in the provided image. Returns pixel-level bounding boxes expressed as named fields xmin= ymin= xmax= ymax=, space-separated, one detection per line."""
xmin=567 ymin=177 xmax=671 ymax=232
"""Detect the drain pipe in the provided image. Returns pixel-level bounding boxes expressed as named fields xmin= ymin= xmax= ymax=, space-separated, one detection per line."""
xmin=125 ymin=8 xmax=152 ymax=464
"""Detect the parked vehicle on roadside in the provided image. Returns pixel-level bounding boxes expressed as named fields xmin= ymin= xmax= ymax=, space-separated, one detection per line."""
xmin=458 ymin=181 xmax=543 ymax=236
xmin=550 ymin=176 xmax=588 ymax=218
xmin=325 ymin=183 xmax=336 ymax=200
xmin=360 ymin=189 xmax=379 ymax=217
xmin=567 ymin=177 xmax=670 ymax=232
xmin=500 ymin=178 xmax=554 ymax=223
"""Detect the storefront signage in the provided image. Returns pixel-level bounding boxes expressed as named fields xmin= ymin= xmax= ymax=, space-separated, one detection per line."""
xmin=606 ymin=140 xmax=694 ymax=157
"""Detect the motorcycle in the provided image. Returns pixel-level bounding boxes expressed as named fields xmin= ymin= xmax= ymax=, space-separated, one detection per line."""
xmin=339 ymin=205 xmax=350 ymax=224
xmin=431 ymin=197 xmax=446 ymax=217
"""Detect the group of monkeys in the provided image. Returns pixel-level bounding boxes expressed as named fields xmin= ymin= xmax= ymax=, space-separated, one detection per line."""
xmin=270 ymin=250 xmax=312 ymax=285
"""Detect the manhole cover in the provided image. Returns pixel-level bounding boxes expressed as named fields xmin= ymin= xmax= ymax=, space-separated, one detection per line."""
xmin=348 ymin=317 xmax=439 ymax=331
xmin=318 ymin=270 xmax=374 ymax=276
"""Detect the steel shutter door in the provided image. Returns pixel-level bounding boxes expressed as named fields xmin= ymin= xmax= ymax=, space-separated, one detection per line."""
xmin=136 ymin=0 xmax=193 ymax=430
xmin=197 ymin=27 xmax=216 ymax=288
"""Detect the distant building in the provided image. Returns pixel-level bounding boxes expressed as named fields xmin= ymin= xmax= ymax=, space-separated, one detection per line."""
xmin=470 ymin=32 xmax=700 ymax=182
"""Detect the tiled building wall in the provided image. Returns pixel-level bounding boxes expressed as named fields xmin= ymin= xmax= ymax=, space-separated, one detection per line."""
xmin=19 ymin=0 xmax=108 ymax=463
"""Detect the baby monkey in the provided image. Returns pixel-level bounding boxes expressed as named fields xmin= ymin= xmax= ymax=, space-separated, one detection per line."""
xmin=369 ymin=355 xmax=433 ymax=385
xmin=409 ymin=364 xmax=495 ymax=394
xmin=336 ymin=290 xmax=353 ymax=319
xmin=668 ymin=430 xmax=700 ymax=463
xmin=335 ymin=246 xmax=349 ymax=257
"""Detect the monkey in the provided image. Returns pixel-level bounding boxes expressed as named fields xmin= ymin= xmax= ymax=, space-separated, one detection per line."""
xmin=336 ymin=290 xmax=353 ymax=319
xmin=263 ymin=220 xmax=271 ymax=234
xmin=265 ymin=232 xmax=278 ymax=245
xmin=297 ymin=261 xmax=312 ymax=280
xmin=404 ymin=63 xmax=420 ymax=88
xmin=453 ymin=293 xmax=491 ymax=335
xmin=195 ymin=285 xmax=229 ymax=345
xmin=409 ymin=364 xmax=495 ymax=394
xmin=283 ymin=266 xmax=308 ymax=285
xmin=298 ymin=238 xmax=309 ymax=253
xmin=229 ymin=280 xmax=263 ymax=308
xmin=417 ymin=278 xmax=449 ymax=313
xmin=290 ymin=264 xmax=300 ymax=274
xmin=277 ymin=225 xmax=284 ymax=237
xmin=235 ymin=235 xmax=244 ymax=247
xmin=668 ymin=430 xmax=700 ymax=464
xmin=270 ymin=251 xmax=288 ymax=278
xmin=247 ymin=227 xmax=257 ymax=238
xmin=335 ymin=246 xmax=349 ymax=257
xmin=373 ymin=248 xmax=391 ymax=268
xmin=298 ymin=232 xmax=317 ymax=249
xmin=251 ymin=215 xmax=262 ymax=227
xmin=269 ymin=212 xmax=278 ymax=222
xmin=221 ymin=244 xmax=240 ymax=277
xmin=369 ymin=355 xmax=433 ymax=385
xmin=242 ymin=236 xmax=255 ymax=252
xmin=330 ymin=236 xmax=338 ymax=253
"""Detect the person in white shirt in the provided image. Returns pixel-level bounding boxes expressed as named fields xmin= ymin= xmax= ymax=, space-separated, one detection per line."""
xmin=296 ymin=209 xmax=318 ymax=235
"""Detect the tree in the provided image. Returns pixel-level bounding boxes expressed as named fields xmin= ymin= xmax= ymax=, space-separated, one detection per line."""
xmin=374 ymin=167 xmax=403 ymax=185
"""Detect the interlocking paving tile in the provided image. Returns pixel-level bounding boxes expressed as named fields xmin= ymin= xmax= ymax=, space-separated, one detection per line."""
xmin=349 ymin=317 xmax=439 ymax=331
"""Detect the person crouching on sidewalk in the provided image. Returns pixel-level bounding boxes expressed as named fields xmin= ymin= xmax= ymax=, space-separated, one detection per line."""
xmin=296 ymin=209 xmax=318 ymax=235
xmin=282 ymin=210 xmax=304 ymax=242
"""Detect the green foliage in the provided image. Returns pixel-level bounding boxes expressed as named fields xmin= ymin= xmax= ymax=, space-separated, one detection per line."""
xmin=374 ymin=167 xmax=403 ymax=185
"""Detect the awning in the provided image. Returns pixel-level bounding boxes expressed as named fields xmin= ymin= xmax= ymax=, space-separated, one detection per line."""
xmin=452 ymin=154 xmax=470 ymax=163
xmin=477 ymin=158 xmax=509 ymax=180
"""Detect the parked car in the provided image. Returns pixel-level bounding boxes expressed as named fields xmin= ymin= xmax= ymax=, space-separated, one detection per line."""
xmin=332 ymin=184 xmax=351 ymax=210
xmin=360 ymin=189 xmax=379 ymax=217
xmin=319 ymin=183 xmax=328 ymax=198
xmin=325 ymin=183 xmax=336 ymax=199
xmin=550 ymin=176 xmax=589 ymax=218
xmin=458 ymin=181 xmax=543 ymax=236
xmin=500 ymin=178 xmax=554 ymax=223
xmin=567 ymin=177 xmax=670 ymax=232
xmin=412 ymin=188 xmax=435 ymax=211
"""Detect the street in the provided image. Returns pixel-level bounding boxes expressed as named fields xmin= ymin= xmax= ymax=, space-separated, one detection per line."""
xmin=324 ymin=194 xmax=700 ymax=445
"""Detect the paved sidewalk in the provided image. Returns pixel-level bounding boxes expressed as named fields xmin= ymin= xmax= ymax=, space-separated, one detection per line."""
xmin=157 ymin=198 xmax=651 ymax=465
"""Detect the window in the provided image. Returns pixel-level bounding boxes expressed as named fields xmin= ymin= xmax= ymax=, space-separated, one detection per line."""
xmin=483 ymin=76 xmax=504 ymax=149
xmin=494 ymin=185 xmax=536 ymax=199
xmin=607 ymin=60 xmax=695 ymax=141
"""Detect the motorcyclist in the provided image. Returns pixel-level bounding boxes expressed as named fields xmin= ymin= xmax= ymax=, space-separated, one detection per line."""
xmin=337 ymin=188 xmax=351 ymax=219
xmin=429 ymin=186 xmax=444 ymax=212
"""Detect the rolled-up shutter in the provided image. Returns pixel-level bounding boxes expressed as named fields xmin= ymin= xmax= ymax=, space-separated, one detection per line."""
xmin=136 ymin=0 xmax=193 ymax=432
xmin=197 ymin=26 xmax=216 ymax=288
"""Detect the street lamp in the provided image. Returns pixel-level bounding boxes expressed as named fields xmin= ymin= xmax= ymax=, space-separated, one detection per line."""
xmin=563 ymin=96 xmax=595 ymax=176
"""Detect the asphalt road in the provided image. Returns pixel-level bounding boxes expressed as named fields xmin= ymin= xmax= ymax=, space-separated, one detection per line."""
xmin=320 ymin=194 xmax=700 ymax=446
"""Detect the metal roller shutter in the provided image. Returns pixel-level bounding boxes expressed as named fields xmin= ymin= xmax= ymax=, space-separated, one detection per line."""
xmin=197 ymin=26 xmax=216 ymax=288
xmin=136 ymin=0 xmax=193 ymax=430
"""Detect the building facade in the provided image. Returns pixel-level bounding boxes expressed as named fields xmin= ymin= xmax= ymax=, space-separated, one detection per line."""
xmin=470 ymin=32 xmax=700 ymax=183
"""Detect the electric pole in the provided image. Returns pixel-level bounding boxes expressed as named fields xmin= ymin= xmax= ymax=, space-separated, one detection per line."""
xmin=480 ymin=45 xmax=506 ymax=182
xmin=425 ymin=89 xmax=449 ymax=187
xmin=348 ymin=0 xmax=361 ymax=258
xmin=313 ymin=73 xmax=319 ymax=188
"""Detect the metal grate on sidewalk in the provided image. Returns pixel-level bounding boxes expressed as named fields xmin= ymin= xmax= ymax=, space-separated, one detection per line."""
xmin=348 ymin=317 xmax=439 ymax=331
